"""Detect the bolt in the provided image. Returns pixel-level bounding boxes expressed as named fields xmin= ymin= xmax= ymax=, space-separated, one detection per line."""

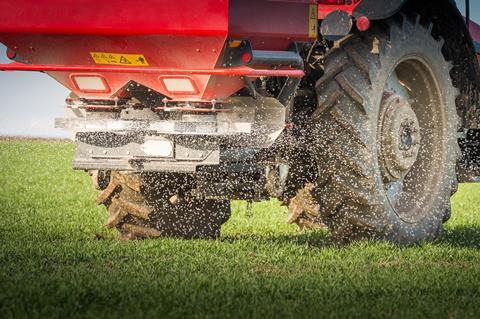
xmin=103 ymin=150 xmax=107 ymax=154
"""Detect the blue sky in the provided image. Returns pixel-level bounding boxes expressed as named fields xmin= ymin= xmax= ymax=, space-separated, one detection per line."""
xmin=0 ymin=1 xmax=479 ymax=137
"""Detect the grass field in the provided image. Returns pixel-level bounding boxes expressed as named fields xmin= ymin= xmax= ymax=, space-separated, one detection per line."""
xmin=0 ymin=140 xmax=480 ymax=319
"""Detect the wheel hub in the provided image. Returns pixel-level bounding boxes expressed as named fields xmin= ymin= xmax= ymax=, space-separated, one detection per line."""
xmin=380 ymin=93 xmax=421 ymax=182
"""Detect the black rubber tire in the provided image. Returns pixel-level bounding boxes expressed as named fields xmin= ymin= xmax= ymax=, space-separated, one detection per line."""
xmin=95 ymin=171 xmax=231 ymax=239
xmin=307 ymin=15 xmax=460 ymax=244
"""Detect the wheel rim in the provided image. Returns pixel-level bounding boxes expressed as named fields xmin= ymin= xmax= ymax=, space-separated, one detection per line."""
xmin=380 ymin=93 xmax=421 ymax=182
xmin=378 ymin=57 xmax=447 ymax=223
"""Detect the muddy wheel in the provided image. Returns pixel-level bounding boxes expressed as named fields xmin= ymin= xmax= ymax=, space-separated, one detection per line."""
xmin=294 ymin=15 xmax=460 ymax=244
xmin=94 ymin=171 xmax=230 ymax=239
xmin=89 ymin=170 xmax=111 ymax=190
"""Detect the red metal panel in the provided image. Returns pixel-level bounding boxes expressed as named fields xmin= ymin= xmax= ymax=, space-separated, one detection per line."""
xmin=0 ymin=0 xmax=229 ymax=36
xmin=0 ymin=0 xmax=307 ymax=102
xmin=0 ymin=34 xmax=226 ymax=69
xmin=229 ymin=0 xmax=316 ymax=50
xmin=0 ymin=33 xmax=229 ymax=100
xmin=0 ymin=1 xmax=232 ymax=101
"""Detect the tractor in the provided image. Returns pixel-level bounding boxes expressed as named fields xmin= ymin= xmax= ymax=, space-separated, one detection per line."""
xmin=1 ymin=0 xmax=479 ymax=244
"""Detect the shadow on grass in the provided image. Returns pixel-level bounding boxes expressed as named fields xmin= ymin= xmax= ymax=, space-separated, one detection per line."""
xmin=221 ymin=226 xmax=480 ymax=249
xmin=440 ymin=226 xmax=480 ymax=249
xmin=221 ymin=230 xmax=333 ymax=247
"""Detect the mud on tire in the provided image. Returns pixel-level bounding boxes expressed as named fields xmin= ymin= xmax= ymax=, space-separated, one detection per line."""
xmin=294 ymin=15 xmax=460 ymax=244
xmin=94 ymin=171 xmax=230 ymax=239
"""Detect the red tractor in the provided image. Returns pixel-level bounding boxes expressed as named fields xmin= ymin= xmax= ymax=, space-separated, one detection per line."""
xmin=1 ymin=0 xmax=479 ymax=244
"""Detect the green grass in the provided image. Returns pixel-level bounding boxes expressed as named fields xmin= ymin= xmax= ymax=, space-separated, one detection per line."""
xmin=1 ymin=140 xmax=480 ymax=319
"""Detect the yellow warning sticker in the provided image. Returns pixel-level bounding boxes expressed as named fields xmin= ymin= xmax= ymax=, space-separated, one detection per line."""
xmin=90 ymin=52 xmax=149 ymax=66
xmin=308 ymin=4 xmax=318 ymax=38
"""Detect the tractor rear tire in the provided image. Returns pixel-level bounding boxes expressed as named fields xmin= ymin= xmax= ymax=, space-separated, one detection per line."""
xmin=297 ymin=15 xmax=460 ymax=244
xmin=94 ymin=171 xmax=231 ymax=239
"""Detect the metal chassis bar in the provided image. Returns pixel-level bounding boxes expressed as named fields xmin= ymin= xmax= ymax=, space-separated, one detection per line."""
xmin=0 ymin=62 xmax=304 ymax=77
